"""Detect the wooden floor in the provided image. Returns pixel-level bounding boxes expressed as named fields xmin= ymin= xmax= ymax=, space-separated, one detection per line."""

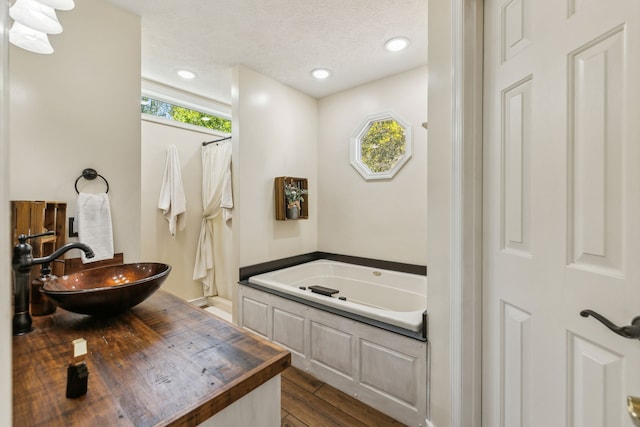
xmin=281 ymin=366 xmax=407 ymax=427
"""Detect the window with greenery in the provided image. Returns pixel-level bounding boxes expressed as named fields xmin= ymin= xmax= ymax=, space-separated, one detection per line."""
xmin=360 ymin=119 xmax=406 ymax=172
xmin=350 ymin=111 xmax=412 ymax=180
xmin=141 ymin=97 xmax=231 ymax=133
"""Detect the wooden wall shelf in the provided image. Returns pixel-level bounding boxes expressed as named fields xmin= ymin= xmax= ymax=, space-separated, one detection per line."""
xmin=274 ymin=177 xmax=309 ymax=221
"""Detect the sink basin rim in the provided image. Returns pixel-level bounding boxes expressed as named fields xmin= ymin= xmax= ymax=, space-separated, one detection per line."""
xmin=41 ymin=263 xmax=172 ymax=294
xmin=39 ymin=262 xmax=171 ymax=316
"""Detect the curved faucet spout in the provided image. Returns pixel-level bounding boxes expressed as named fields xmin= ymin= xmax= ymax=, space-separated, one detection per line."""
xmin=12 ymin=234 xmax=95 ymax=336
xmin=33 ymin=242 xmax=95 ymax=266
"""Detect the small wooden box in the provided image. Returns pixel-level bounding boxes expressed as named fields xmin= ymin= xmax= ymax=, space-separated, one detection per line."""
xmin=274 ymin=177 xmax=308 ymax=220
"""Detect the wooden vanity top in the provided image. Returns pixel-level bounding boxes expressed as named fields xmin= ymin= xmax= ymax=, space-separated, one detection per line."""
xmin=12 ymin=290 xmax=290 ymax=426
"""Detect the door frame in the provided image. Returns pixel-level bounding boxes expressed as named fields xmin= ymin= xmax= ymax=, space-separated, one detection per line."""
xmin=430 ymin=0 xmax=484 ymax=426
xmin=452 ymin=0 xmax=483 ymax=425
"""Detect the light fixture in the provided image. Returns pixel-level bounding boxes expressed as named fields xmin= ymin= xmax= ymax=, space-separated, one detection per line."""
xmin=384 ymin=37 xmax=410 ymax=52
xmin=311 ymin=68 xmax=331 ymax=80
xmin=177 ymin=69 xmax=197 ymax=80
xmin=9 ymin=21 xmax=54 ymax=54
xmin=35 ymin=0 xmax=75 ymax=11
xmin=10 ymin=0 xmax=63 ymax=34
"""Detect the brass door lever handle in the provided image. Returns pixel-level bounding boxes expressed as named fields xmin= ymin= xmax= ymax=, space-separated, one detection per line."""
xmin=579 ymin=310 xmax=640 ymax=339
xmin=628 ymin=396 xmax=640 ymax=426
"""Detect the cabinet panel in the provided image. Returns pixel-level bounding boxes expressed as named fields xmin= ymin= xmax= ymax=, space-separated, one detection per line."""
xmin=272 ymin=308 xmax=305 ymax=355
xmin=241 ymin=296 xmax=269 ymax=338
xmin=310 ymin=321 xmax=353 ymax=378
xmin=360 ymin=339 xmax=418 ymax=405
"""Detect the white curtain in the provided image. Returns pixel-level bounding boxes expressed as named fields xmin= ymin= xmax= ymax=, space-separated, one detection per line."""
xmin=193 ymin=141 xmax=233 ymax=297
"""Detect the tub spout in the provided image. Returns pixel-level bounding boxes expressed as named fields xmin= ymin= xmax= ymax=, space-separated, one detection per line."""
xmin=12 ymin=232 xmax=95 ymax=335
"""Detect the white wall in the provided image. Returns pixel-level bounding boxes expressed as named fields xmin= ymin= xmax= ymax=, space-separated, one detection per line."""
xmin=1 ymin=1 xmax=11 ymax=424
xmin=140 ymin=119 xmax=233 ymax=301
xmin=146 ymin=65 xmax=426 ymax=305
xmin=9 ymin=0 xmax=141 ymax=262
xmin=233 ymin=65 xmax=318 ymax=269
xmin=317 ymin=67 xmax=428 ymax=265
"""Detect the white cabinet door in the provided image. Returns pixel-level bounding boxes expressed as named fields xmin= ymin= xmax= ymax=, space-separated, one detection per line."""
xmin=483 ymin=0 xmax=640 ymax=425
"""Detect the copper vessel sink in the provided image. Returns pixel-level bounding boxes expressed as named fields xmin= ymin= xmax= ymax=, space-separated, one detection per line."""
xmin=41 ymin=263 xmax=171 ymax=316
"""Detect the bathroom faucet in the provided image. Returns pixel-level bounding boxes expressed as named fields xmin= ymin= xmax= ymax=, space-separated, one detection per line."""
xmin=12 ymin=231 xmax=95 ymax=335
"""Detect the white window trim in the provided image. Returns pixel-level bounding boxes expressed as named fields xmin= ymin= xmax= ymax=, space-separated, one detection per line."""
xmin=141 ymin=113 xmax=229 ymax=137
xmin=349 ymin=110 xmax=413 ymax=181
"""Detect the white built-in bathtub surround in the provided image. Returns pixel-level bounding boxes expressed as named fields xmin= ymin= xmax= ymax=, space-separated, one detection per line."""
xmin=239 ymin=260 xmax=428 ymax=426
xmin=247 ymin=260 xmax=427 ymax=332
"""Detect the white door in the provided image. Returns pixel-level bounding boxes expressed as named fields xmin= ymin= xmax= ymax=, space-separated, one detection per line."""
xmin=483 ymin=0 xmax=640 ymax=425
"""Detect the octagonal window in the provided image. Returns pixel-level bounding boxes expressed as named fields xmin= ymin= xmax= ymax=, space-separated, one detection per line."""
xmin=350 ymin=111 xmax=412 ymax=180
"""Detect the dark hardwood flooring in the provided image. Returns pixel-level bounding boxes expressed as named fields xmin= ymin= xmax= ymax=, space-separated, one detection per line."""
xmin=281 ymin=366 xmax=407 ymax=427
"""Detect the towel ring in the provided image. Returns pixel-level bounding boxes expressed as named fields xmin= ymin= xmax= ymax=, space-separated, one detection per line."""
xmin=75 ymin=168 xmax=109 ymax=194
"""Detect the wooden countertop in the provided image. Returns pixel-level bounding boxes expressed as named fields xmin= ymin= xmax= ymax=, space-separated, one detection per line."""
xmin=13 ymin=291 xmax=290 ymax=427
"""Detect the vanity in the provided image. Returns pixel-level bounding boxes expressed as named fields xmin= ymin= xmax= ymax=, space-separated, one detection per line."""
xmin=12 ymin=290 xmax=290 ymax=426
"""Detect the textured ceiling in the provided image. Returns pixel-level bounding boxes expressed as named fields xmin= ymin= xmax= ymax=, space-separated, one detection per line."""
xmin=103 ymin=0 xmax=428 ymax=105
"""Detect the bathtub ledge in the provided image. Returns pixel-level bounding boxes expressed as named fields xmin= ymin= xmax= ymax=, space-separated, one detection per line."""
xmin=240 ymin=279 xmax=427 ymax=341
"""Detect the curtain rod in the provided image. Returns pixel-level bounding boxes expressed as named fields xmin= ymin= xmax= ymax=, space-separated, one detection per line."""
xmin=202 ymin=136 xmax=232 ymax=146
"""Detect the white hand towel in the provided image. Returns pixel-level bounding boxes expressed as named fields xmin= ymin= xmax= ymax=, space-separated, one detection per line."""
xmin=158 ymin=145 xmax=187 ymax=236
xmin=75 ymin=192 xmax=114 ymax=263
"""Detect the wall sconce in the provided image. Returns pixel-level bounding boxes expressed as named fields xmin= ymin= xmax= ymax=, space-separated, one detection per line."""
xmin=8 ymin=0 xmax=75 ymax=55
xmin=35 ymin=0 xmax=74 ymax=10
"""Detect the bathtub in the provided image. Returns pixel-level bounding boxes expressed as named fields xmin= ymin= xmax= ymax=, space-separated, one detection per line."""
xmin=247 ymin=259 xmax=427 ymax=337
xmin=239 ymin=259 xmax=429 ymax=426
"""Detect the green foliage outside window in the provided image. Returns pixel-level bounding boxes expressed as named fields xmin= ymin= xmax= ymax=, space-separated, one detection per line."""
xmin=141 ymin=97 xmax=231 ymax=133
xmin=359 ymin=119 xmax=406 ymax=173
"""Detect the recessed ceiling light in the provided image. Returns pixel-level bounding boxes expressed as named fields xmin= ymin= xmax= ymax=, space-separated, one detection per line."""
xmin=384 ymin=37 xmax=410 ymax=52
xmin=177 ymin=69 xmax=197 ymax=79
xmin=311 ymin=68 xmax=331 ymax=80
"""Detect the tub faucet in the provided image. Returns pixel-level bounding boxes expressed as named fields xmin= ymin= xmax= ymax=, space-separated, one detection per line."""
xmin=12 ymin=231 xmax=95 ymax=335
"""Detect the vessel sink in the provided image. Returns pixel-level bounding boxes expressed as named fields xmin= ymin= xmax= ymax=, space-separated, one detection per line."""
xmin=41 ymin=263 xmax=171 ymax=316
